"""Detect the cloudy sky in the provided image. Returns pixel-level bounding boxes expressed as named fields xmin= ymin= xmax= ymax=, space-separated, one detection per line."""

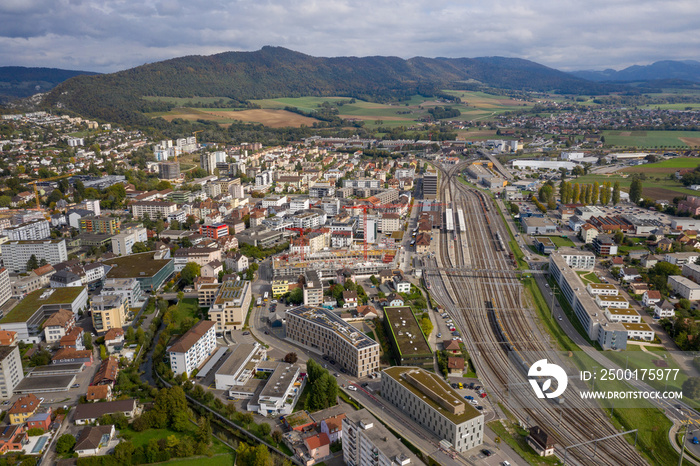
xmin=1 ymin=0 xmax=698 ymax=74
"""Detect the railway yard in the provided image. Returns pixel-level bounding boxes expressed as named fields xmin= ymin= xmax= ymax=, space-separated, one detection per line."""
xmin=425 ymin=163 xmax=647 ymax=465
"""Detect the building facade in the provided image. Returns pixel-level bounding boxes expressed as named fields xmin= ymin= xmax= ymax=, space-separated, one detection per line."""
xmin=208 ymin=279 xmax=252 ymax=332
xmin=90 ymin=295 xmax=127 ymax=334
xmin=342 ymin=409 xmax=420 ymax=466
xmin=168 ymin=320 xmax=217 ymax=377
xmin=0 ymin=346 xmax=23 ymax=400
xmin=3 ymin=239 xmax=68 ymax=273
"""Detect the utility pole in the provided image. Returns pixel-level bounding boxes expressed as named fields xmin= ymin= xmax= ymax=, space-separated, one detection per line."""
xmin=679 ymin=422 xmax=688 ymax=466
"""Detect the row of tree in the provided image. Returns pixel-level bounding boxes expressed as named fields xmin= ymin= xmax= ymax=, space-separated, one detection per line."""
xmin=304 ymin=359 xmax=339 ymax=411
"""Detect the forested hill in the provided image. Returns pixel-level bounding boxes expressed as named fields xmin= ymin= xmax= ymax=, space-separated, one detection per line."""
xmin=43 ymin=46 xmax=620 ymax=127
xmin=0 ymin=66 xmax=99 ymax=101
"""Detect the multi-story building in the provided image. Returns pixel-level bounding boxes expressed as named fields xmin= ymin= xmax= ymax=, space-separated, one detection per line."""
xmin=3 ymin=219 xmax=50 ymax=241
xmin=7 ymin=394 xmax=40 ymax=425
xmin=100 ymin=278 xmax=142 ymax=308
xmin=79 ymin=216 xmax=120 ymax=235
xmin=303 ymin=270 xmax=323 ymax=307
xmin=208 ymin=279 xmax=252 ymax=332
xmin=3 ymin=239 xmax=67 ymax=273
xmin=0 ymin=268 xmax=10 ymax=309
xmin=422 ymin=170 xmax=438 ymax=200
xmin=168 ymin=320 xmax=217 ymax=377
xmin=200 ymin=152 xmax=218 ymax=175
xmin=668 ymin=275 xmax=700 ymax=300
xmin=380 ymin=213 xmax=401 ymax=233
xmin=10 ymin=265 xmax=55 ymax=297
xmin=110 ymin=227 xmax=148 ymax=256
xmin=381 ymin=367 xmax=484 ymax=452
xmin=0 ymin=346 xmax=23 ymax=399
xmin=158 ymin=161 xmax=180 ymax=180
xmin=383 ymin=306 xmax=433 ymax=370
xmin=342 ymin=179 xmax=382 ymax=189
xmin=592 ymin=235 xmax=618 ymax=256
xmin=286 ymin=306 xmax=379 ymax=377
xmin=214 ymin=342 xmax=268 ymax=390
xmin=200 ymin=223 xmax=229 ymax=240
xmin=103 ymin=250 xmax=174 ymax=293
xmin=557 ymin=247 xmax=596 ymax=270
xmin=309 ymin=182 xmax=335 ymax=198
xmin=249 ymin=363 xmax=301 ymax=416
xmin=42 ymin=308 xmax=75 ymax=344
xmin=90 ymin=294 xmax=127 ymax=334
xmin=173 ymin=247 xmax=222 ymax=272
xmin=130 ymin=201 xmax=177 ymax=220
xmin=342 ymin=409 xmax=420 ymax=466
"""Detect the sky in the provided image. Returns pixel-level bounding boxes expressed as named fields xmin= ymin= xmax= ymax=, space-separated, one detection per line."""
xmin=1 ymin=0 xmax=698 ymax=74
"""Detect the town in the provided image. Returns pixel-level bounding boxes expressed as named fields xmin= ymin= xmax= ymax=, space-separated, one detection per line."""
xmin=1 ymin=106 xmax=700 ymax=466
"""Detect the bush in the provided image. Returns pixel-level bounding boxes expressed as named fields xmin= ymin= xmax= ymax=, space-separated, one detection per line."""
xmin=27 ymin=428 xmax=44 ymax=436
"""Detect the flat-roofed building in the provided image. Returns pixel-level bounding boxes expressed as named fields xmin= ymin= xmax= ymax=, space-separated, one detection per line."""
xmin=79 ymin=216 xmax=119 ymax=235
xmin=110 ymin=227 xmax=148 ymax=256
xmin=383 ymin=306 xmax=433 ymax=370
xmin=594 ymin=295 xmax=629 ymax=309
xmin=214 ymin=343 xmax=267 ymax=390
xmin=0 ymin=346 xmax=23 ymax=399
xmin=4 ymin=219 xmax=50 ymax=241
xmin=102 ymin=251 xmax=174 ymax=293
xmin=130 ymin=201 xmax=177 ymax=220
xmin=586 ymin=283 xmax=618 ymax=296
xmin=248 ymin=363 xmax=301 ymax=416
xmin=168 ymin=320 xmax=217 ymax=377
xmin=0 ymin=268 xmax=10 ymax=309
xmin=422 ymin=170 xmax=438 ymax=200
xmin=668 ymin=275 xmax=700 ymax=300
xmin=303 ymin=270 xmax=323 ymax=307
xmin=198 ymin=283 xmax=220 ymax=307
xmin=90 ymin=295 xmax=127 ymax=334
xmin=100 ymin=278 xmax=142 ymax=308
xmin=286 ymin=306 xmax=379 ymax=377
xmin=208 ymin=279 xmax=252 ymax=332
xmin=342 ymin=408 xmax=421 ymax=466
xmin=557 ymin=247 xmax=595 ymax=270
xmin=549 ymin=253 xmax=627 ymax=350
xmin=622 ymin=323 xmax=655 ymax=341
xmin=521 ymin=216 xmax=556 ymax=235
xmin=604 ymin=307 xmax=642 ymax=323
xmin=381 ymin=367 xmax=483 ymax=452
xmin=3 ymin=239 xmax=68 ymax=273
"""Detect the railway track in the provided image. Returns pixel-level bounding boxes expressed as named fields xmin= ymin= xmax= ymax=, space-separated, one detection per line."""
xmin=430 ymin=166 xmax=645 ymax=466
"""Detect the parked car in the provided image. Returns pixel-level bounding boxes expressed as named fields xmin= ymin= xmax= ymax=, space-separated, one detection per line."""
xmin=437 ymin=332 xmax=442 ymax=338
xmin=242 ymin=331 xmax=250 ymax=335
xmin=451 ymin=383 xmax=458 ymax=389
xmin=465 ymin=396 xmax=474 ymax=400
xmin=347 ymin=385 xmax=357 ymax=391
xmin=468 ymin=383 xmax=475 ymax=389
xmin=481 ymin=449 xmax=492 ymax=457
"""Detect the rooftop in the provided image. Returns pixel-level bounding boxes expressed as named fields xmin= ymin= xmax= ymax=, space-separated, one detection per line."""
xmin=103 ymin=252 xmax=172 ymax=279
xmin=286 ymin=306 xmax=378 ymax=350
xmin=214 ymin=280 xmax=250 ymax=307
xmin=622 ymin=323 xmax=654 ymax=332
xmin=168 ymin=320 xmax=216 ymax=354
xmin=384 ymin=306 xmax=432 ymax=357
xmin=607 ymin=307 xmax=640 ymax=316
xmin=383 ymin=366 xmax=481 ymax=424
xmin=0 ymin=287 xmax=85 ymax=324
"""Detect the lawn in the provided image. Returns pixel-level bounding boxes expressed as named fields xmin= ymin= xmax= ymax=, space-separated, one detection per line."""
xmin=602 ymin=130 xmax=700 ymax=149
xmin=549 ymin=236 xmax=575 ymax=248
xmin=170 ymin=298 xmax=201 ymax=325
xmin=162 ymin=454 xmax=235 ymax=465
xmin=571 ymin=174 xmax=698 ymax=200
xmin=623 ymin=157 xmax=700 ymax=174
xmin=576 ymin=271 xmax=601 ymax=285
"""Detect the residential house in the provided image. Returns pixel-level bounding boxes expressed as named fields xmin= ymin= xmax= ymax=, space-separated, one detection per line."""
xmin=0 ymin=425 xmax=27 ymax=454
xmin=0 ymin=331 xmax=16 ymax=346
xmin=26 ymin=411 xmax=51 ymax=431
xmin=73 ymin=399 xmax=137 ymax=425
xmin=201 ymin=260 xmax=224 ymax=279
xmin=59 ymin=327 xmax=85 ymax=350
xmin=356 ymin=305 xmax=378 ymax=320
xmin=642 ymin=290 xmax=662 ymax=308
xmin=320 ymin=414 xmax=346 ymax=444
xmin=224 ymin=252 xmax=248 ymax=272
xmin=653 ymin=300 xmax=676 ymax=319
xmin=303 ymin=432 xmax=330 ymax=464
xmin=92 ymin=357 xmax=119 ymax=386
xmin=52 ymin=348 xmax=94 ymax=366
xmin=342 ymin=291 xmax=358 ymax=308
xmin=443 ymin=340 xmax=461 ymax=354
xmin=74 ymin=425 xmax=116 ymax=456
xmin=42 ymin=308 xmax=75 ymax=344
xmin=86 ymin=385 xmax=112 ymax=402
xmin=8 ymin=394 xmax=41 ymax=425
xmin=620 ymin=267 xmax=641 ymax=282
xmin=415 ymin=232 xmax=431 ymax=254
xmin=104 ymin=328 xmax=125 ymax=348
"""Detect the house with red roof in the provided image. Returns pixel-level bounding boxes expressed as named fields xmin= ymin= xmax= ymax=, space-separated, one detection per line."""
xmin=302 ymin=432 xmax=330 ymax=464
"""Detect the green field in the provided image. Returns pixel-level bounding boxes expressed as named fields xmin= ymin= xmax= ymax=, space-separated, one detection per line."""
xmin=143 ymin=96 xmax=242 ymax=106
xmin=603 ymin=130 xmax=700 ymax=148
xmin=571 ymin=173 xmax=699 ymax=200
xmin=170 ymin=298 xmax=200 ymax=324
xmin=623 ymin=157 xmax=700 ymax=173
xmin=576 ymin=271 xmax=601 ymax=285
xmin=549 ymin=236 xmax=575 ymax=248
xmin=162 ymin=455 xmax=235 ymax=466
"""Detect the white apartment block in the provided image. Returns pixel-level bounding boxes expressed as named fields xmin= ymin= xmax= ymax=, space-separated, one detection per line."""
xmin=586 ymin=283 xmax=619 ymax=296
xmin=3 ymin=219 xmax=50 ymax=241
xmin=130 ymin=201 xmax=177 ymax=220
xmin=250 ymin=363 xmax=301 ymax=416
xmin=0 ymin=346 xmax=24 ymax=399
xmin=0 ymin=268 xmax=11 ymax=309
xmin=605 ymin=307 xmax=642 ymax=324
xmin=556 ymin=247 xmax=596 ymax=270
xmin=111 ymin=227 xmax=148 ymax=256
xmin=594 ymin=295 xmax=629 ymax=309
xmin=286 ymin=306 xmax=379 ymax=377
xmin=215 ymin=342 xmax=268 ymax=390
xmin=3 ymin=240 xmax=68 ymax=273
xmin=343 ymin=179 xmax=382 ymax=189
xmin=381 ymin=367 xmax=484 ymax=452
xmin=208 ymin=279 xmax=252 ymax=332
xmin=168 ymin=320 xmax=217 ymax=377
xmin=101 ymin=278 xmax=142 ymax=308
xmin=668 ymin=275 xmax=700 ymax=300
xmin=289 ymin=198 xmax=310 ymax=214
xmin=343 ymin=409 xmax=420 ymax=466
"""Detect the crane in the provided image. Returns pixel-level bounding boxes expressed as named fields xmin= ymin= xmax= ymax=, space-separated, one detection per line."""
xmin=346 ymin=202 xmax=408 ymax=261
xmin=27 ymin=173 xmax=74 ymax=216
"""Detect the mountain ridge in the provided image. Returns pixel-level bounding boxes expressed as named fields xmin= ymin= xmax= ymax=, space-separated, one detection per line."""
xmin=0 ymin=66 xmax=99 ymax=101
xmin=571 ymin=60 xmax=700 ymax=83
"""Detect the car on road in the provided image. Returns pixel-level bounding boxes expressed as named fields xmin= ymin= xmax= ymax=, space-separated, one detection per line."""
xmin=71 ymin=384 xmax=80 ymax=388
xmin=329 ymin=359 xmax=336 ymax=365
xmin=481 ymin=449 xmax=492 ymax=457
xmin=558 ymin=315 xmax=563 ymax=321
xmin=264 ymin=330 xmax=269 ymax=335
xmin=242 ymin=331 xmax=250 ymax=335
xmin=361 ymin=383 xmax=369 ymax=388
xmin=347 ymin=385 xmax=357 ymax=391
xmin=323 ymin=355 xmax=329 ymax=361
xmin=502 ymin=461 xmax=511 ymax=466
xmin=476 ymin=406 xmax=484 ymax=410
xmin=693 ymin=437 xmax=700 ymax=445
xmin=437 ymin=333 xmax=442 ymax=338
xmin=334 ymin=373 xmax=340 ymax=377
xmin=340 ymin=368 xmax=347 ymax=374
xmin=464 ymin=396 xmax=474 ymax=400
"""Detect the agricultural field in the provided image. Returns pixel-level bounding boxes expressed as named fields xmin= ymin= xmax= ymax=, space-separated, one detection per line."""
xmin=441 ymin=90 xmax=534 ymax=121
xmin=622 ymin=157 xmax=700 ymax=175
xmin=602 ymin=130 xmax=700 ymax=149
xmin=571 ymin=173 xmax=699 ymax=201
xmin=152 ymin=107 xmax=320 ymax=128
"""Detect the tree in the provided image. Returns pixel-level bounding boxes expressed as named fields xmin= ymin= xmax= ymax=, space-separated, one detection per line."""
xmin=180 ymin=262 xmax=201 ymax=285
xmin=612 ymin=182 xmax=621 ymax=205
xmin=288 ymin=287 xmax=304 ymax=305
xmin=126 ymin=326 xmax=135 ymax=342
xmin=132 ymin=242 xmax=149 ymax=253
xmin=592 ymin=182 xmax=600 ymax=205
xmin=259 ymin=422 xmax=272 ymax=436
xmin=420 ymin=316 xmax=433 ymax=337
xmin=283 ymin=352 xmax=298 ymax=364
xmin=683 ymin=377 xmax=700 ymax=399
xmin=83 ymin=333 xmax=93 ymax=351
xmin=271 ymin=429 xmax=283 ymax=445
xmin=630 ymin=177 xmax=643 ymax=204
xmin=56 ymin=434 xmax=76 ymax=454
xmin=195 ymin=417 xmax=212 ymax=445
xmin=26 ymin=254 xmax=39 ymax=271
xmin=572 ymin=183 xmax=581 ymax=204
xmin=369 ymin=275 xmax=379 ymax=285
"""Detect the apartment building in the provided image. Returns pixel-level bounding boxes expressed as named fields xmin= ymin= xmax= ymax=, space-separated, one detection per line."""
xmin=208 ymin=279 xmax=252 ymax=332
xmin=0 ymin=269 xmax=10 ymax=309
xmin=586 ymin=283 xmax=619 ymax=296
xmin=381 ymin=367 xmax=484 ymax=452
xmin=42 ymin=308 xmax=75 ymax=344
xmin=214 ymin=342 xmax=268 ymax=390
xmin=342 ymin=409 xmax=420 ymax=466
xmin=90 ymin=294 xmax=127 ymax=334
xmin=303 ymin=270 xmax=324 ymax=307
xmin=130 ymin=201 xmax=177 ymax=220
xmin=3 ymin=219 xmax=50 ymax=241
xmin=168 ymin=320 xmax=217 ymax=377
xmin=79 ymin=216 xmax=120 ymax=235
xmin=557 ymin=247 xmax=596 ymax=270
xmin=110 ymin=227 xmax=148 ymax=256
xmin=286 ymin=306 xmax=379 ymax=377
xmin=0 ymin=346 xmax=23 ymax=399
xmin=200 ymin=223 xmax=229 ymax=240
xmin=3 ymin=239 xmax=68 ymax=273
xmin=173 ymin=247 xmax=222 ymax=272
xmin=158 ymin=161 xmax=180 ymax=180
xmin=668 ymin=275 xmax=700 ymax=300
xmin=10 ymin=265 xmax=55 ymax=297
xmin=592 ymin=235 xmax=618 ymax=256
xmin=8 ymin=394 xmax=41 ymax=425
xmin=100 ymin=278 xmax=142 ymax=308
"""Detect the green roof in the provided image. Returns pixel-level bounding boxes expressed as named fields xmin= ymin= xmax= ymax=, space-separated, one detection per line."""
xmin=384 ymin=306 xmax=432 ymax=357
xmin=1 ymin=287 xmax=85 ymax=324
xmin=103 ymin=252 xmax=172 ymax=279
xmin=384 ymin=366 xmax=482 ymax=424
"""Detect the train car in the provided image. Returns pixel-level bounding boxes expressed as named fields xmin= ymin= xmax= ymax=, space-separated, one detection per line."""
xmin=457 ymin=208 xmax=466 ymax=232
xmin=422 ymin=276 xmax=431 ymax=290
xmin=445 ymin=208 xmax=454 ymax=232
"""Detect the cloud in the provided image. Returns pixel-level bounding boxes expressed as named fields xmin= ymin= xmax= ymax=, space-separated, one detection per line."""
xmin=0 ymin=0 xmax=698 ymax=73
